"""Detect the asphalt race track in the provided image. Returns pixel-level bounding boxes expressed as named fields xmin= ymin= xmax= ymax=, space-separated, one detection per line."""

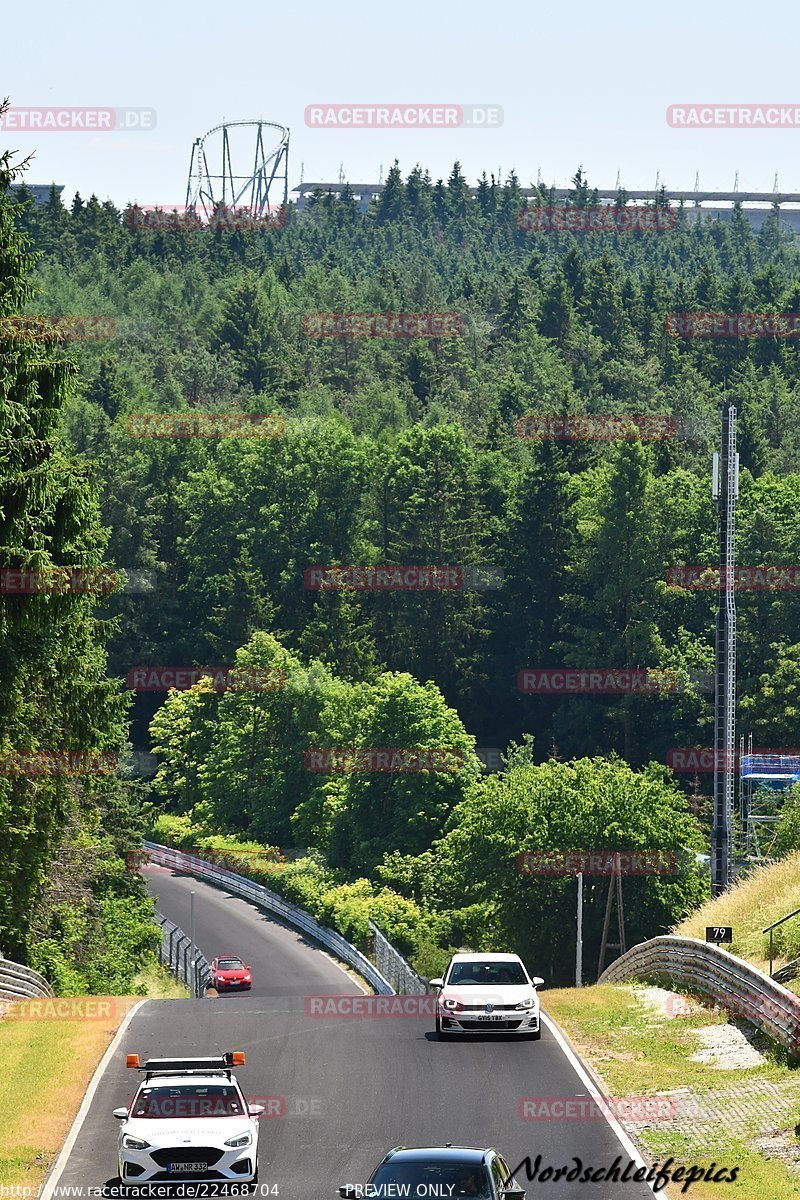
xmin=50 ymin=863 xmax=656 ymax=1199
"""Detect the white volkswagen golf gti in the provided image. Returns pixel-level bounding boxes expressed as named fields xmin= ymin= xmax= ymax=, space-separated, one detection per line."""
xmin=430 ymin=952 xmax=544 ymax=1039
xmin=114 ymin=1051 xmax=263 ymax=1184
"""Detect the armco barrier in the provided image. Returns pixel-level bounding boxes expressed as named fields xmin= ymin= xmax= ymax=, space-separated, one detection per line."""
xmin=0 ymin=956 xmax=54 ymax=1002
xmin=598 ymin=934 xmax=800 ymax=1056
xmin=143 ymin=842 xmax=394 ymax=995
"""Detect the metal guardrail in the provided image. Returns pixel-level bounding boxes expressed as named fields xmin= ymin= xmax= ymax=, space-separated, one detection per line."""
xmin=155 ymin=913 xmax=212 ymax=998
xmin=0 ymin=956 xmax=54 ymax=1002
xmin=598 ymin=934 xmax=800 ymax=1057
xmin=143 ymin=842 xmax=394 ymax=995
xmin=367 ymin=921 xmax=430 ymax=995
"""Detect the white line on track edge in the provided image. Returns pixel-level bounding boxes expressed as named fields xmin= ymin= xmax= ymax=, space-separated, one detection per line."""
xmin=539 ymin=1011 xmax=657 ymax=1194
xmin=40 ymin=998 xmax=149 ymax=1200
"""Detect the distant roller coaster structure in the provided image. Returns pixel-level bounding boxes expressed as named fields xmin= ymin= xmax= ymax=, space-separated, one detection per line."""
xmin=185 ymin=120 xmax=289 ymax=220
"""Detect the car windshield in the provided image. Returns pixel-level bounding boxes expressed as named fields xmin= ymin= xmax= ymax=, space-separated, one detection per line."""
xmin=132 ymin=1085 xmax=245 ymax=1118
xmin=370 ymin=1163 xmax=492 ymax=1197
xmin=447 ymin=960 xmax=528 ymax=986
xmin=216 ymin=958 xmax=244 ymax=970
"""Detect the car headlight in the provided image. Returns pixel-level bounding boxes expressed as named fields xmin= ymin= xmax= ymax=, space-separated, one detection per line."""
xmin=516 ymin=997 xmax=536 ymax=1009
xmin=442 ymin=997 xmax=461 ymax=1011
xmin=243 ymin=975 xmax=252 ymax=982
xmin=122 ymin=1134 xmax=151 ymax=1150
xmin=224 ymin=1132 xmax=252 ymax=1148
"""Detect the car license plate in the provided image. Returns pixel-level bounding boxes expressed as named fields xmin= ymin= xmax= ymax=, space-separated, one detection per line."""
xmin=167 ymin=1163 xmax=207 ymax=1173
xmin=480 ymin=1013 xmax=507 ymax=1021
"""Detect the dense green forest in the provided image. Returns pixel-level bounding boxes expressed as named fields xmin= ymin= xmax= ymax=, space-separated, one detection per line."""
xmin=5 ymin=151 xmax=800 ymax=984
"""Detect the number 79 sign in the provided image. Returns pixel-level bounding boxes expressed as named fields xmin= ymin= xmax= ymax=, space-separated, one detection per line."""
xmin=706 ymin=926 xmax=733 ymax=943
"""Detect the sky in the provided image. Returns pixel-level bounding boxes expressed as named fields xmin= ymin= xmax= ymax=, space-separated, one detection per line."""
xmin=3 ymin=1 xmax=800 ymax=208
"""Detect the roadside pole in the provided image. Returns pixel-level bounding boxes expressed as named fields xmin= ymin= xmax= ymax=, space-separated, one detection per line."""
xmin=190 ymin=890 xmax=196 ymax=998
xmin=576 ymin=872 xmax=583 ymax=988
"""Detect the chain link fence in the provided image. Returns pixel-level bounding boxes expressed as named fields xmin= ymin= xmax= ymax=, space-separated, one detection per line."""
xmin=367 ymin=921 xmax=430 ymax=994
xmin=155 ymin=913 xmax=212 ymax=998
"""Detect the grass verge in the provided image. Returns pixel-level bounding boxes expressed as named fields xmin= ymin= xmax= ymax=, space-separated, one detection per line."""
xmin=543 ymin=983 xmax=800 ymax=1199
xmin=0 ymin=966 xmax=182 ymax=1191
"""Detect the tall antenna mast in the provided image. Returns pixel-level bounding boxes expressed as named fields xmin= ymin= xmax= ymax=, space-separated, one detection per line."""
xmin=712 ymin=400 xmax=738 ymax=895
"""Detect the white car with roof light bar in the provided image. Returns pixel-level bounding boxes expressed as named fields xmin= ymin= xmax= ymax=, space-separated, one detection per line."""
xmin=114 ymin=1051 xmax=263 ymax=1185
xmin=430 ymin=953 xmax=543 ymax=1039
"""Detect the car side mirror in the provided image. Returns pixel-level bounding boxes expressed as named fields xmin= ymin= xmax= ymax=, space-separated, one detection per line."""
xmin=532 ymin=976 xmax=544 ymax=987
xmin=429 ymin=978 xmax=444 ymax=989
xmin=338 ymin=1187 xmax=358 ymax=1198
xmin=248 ymin=1103 xmax=265 ymax=1117
xmin=113 ymin=1108 xmax=128 ymax=1120
xmin=502 ymin=1189 xmax=525 ymax=1199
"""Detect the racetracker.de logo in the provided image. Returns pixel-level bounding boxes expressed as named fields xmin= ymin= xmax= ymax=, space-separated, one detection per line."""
xmin=126 ymin=204 xmax=287 ymax=231
xmin=666 ymin=565 xmax=800 ymax=590
xmin=124 ymin=413 xmax=285 ymax=439
xmin=0 ymin=750 xmax=117 ymax=776
xmin=666 ymin=313 xmax=800 ymax=338
xmin=126 ymin=666 xmax=288 ymax=692
xmin=0 ymin=316 xmax=116 ymax=340
xmin=305 ymin=994 xmax=437 ymax=1017
xmin=304 ymin=313 xmax=463 ymax=338
xmin=515 ymin=414 xmax=675 ymax=441
xmin=667 ymin=104 xmax=800 ymax=128
xmin=517 ymin=668 xmax=710 ymax=694
xmin=304 ymin=104 xmax=502 ymax=129
xmin=2 ymin=997 xmax=116 ymax=1019
xmin=305 ymin=748 xmax=464 ymax=773
xmin=667 ymin=747 xmax=800 ymax=772
xmin=0 ymin=567 xmax=154 ymax=594
xmin=518 ymin=207 xmax=676 ymax=233
xmin=0 ymin=107 xmax=156 ymax=131
xmin=517 ymin=1096 xmax=677 ymax=1121
xmin=516 ymin=850 xmax=678 ymax=876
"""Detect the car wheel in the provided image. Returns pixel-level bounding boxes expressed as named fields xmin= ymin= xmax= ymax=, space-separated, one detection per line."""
xmin=528 ymin=1028 xmax=541 ymax=1040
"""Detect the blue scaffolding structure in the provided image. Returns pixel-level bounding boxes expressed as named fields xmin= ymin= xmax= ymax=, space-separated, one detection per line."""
xmin=740 ymin=734 xmax=800 ymax=858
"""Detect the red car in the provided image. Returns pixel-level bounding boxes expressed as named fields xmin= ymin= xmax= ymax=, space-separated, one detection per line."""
xmin=210 ymin=955 xmax=253 ymax=991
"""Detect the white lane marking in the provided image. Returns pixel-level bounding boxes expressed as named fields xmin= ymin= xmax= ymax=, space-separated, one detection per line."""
xmin=40 ymin=999 xmax=148 ymax=1200
xmin=539 ymin=1011 xmax=656 ymax=1193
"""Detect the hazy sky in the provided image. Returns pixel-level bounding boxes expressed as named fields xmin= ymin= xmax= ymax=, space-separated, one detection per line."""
xmin=3 ymin=1 xmax=800 ymax=207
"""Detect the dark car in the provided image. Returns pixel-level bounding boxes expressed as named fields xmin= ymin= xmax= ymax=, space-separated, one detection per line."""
xmin=338 ymin=1146 xmax=525 ymax=1199
xmin=210 ymin=955 xmax=253 ymax=991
